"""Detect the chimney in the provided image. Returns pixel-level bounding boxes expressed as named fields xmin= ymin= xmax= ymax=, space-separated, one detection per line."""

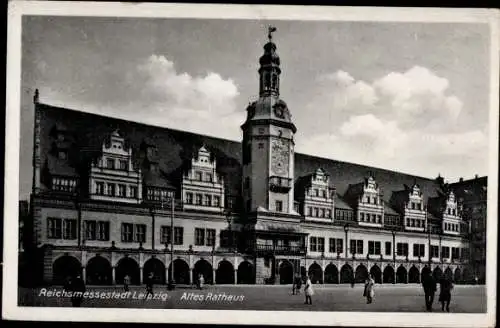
xmin=475 ymin=174 xmax=479 ymax=179
xmin=459 ymin=177 xmax=463 ymax=182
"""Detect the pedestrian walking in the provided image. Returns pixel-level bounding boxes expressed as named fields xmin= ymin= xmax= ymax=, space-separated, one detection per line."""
xmin=144 ymin=272 xmax=154 ymax=299
xmin=123 ymin=274 xmax=130 ymax=292
xmin=439 ymin=276 xmax=454 ymax=312
xmin=304 ymin=275 xmax=314 ymax=305
xmin=351 ymin=276 xmax=355 ymax=288
xmin=422 ymin=271 xmax=437 ymax=312
xmin=363 ymin=274 xmax=375 ymax=304
xmin=70 ymin=274 xmax=86 ymax=307
xmin=198 ymin=274 xmax=205 ymax=290
xmin=292 ymin=274 xmax=302 ymax=295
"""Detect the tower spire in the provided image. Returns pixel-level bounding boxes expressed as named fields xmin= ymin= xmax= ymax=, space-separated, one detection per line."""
xmin=259 ymin=25 xmax=281 ymax=97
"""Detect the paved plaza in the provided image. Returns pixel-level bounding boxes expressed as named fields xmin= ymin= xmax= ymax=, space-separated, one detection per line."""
xmin=18 ymin=284 xmax=486 ymax=312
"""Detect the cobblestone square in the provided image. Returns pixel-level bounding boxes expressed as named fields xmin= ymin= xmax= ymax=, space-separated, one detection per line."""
xmin=19 ymin=284 xmax=486 ymax=313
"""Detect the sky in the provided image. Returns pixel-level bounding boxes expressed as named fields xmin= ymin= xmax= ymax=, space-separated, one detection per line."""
xmin=19 ymin=16 xmax=491 ymax=200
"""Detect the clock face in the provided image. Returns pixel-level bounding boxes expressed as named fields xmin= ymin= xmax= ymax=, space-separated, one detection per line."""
xmin=271 ymin=138 xmax=290 ymax=175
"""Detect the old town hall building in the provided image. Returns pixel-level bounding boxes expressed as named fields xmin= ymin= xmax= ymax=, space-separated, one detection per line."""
xmin=22 ymin=30 xmax=482 ymax=287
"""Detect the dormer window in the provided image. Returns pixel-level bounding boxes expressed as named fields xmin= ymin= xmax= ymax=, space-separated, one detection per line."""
xmin=195 ymin=171 xmax=202 ymax=181
xmin=119 ymin=160 xmax=127 ymax=170
xmin=206 ymin=173 xmax=213 ymax=182
xmin=106 ymin=158 xmax=115 ymax=170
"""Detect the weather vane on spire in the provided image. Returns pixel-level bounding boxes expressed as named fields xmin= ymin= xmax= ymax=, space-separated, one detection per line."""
xmin=268 ymin=25 xmax=277 ymax=41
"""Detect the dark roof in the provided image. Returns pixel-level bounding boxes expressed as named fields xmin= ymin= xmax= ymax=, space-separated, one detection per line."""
xmin=334 ymin=196 xmax=353 ymax=210
xmin=36 ymin=103 xmax=442 ymax=202
xmin=46 ymin=154 xmax=78 ymax=177
xmin=449 ymin=176 xmax=487 ymax=203
xmin=383 ymin=201 xmax=399 ymax=216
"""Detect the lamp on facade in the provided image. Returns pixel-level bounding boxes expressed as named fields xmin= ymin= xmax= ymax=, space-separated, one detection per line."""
xmin=224 ymin=208 xmax=234 ymax=251
xmin=343 ymin=224 xmax=349 ymax=259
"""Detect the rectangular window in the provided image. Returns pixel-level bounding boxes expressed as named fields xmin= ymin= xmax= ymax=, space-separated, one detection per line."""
xmin=413 ymin=244 xmax=425 ymax=257
xmin=185 ymin=192 xmax=193 ymax=204
xmin=206 ymin=229 xmax=216 ymax=247
xmin=411 ymin=202 xmax=415 ymax=210
xmin=97 ymin=221 xmax=109 ymax=241
xmin=119 ymin=160 xmax=127 ymax=170
xmin=317 ymin=237 xmax=325 ymax=253
xmin=397 ymin=242 xmax=409 ymax=256
xmin=195 ymin=171 xmax=203 ymax=181
xmin=203 ymin=194 xmax=211 ymax=206
xmin=431 ymin=245 xmax=439 ymax=258
xmin=63 ymin=219 xmax=77 ymax=240
xmin=96 ymin=182 xmax=104 ymax=195
xmin=326 ymin=209 xmax=331 ymax=218
xmin=310 ymin=237 xmax=317 ymax=252
xmin=441 ymin=246 xmax=450 ymax=258
xmin=135 ymin=224 xmax=146 ymax=243
xmin=106 ymin=158 xmax=115 ymax=169
xmin=336 ymin=239 xmax=343 ymax=254
xmin=118 ymin=184 xmax=126 ymax=197
xmin=121 ymin=223 xmax=134 ymax=242
xmin=47 ymin=218 xmax=62 ymax=239
xmin=417 ymin=203 xmax=422 ymax=210
xmin=307 ymin=207 xmax=312 ymax=216
xmin=356 ymin=240 xmax=363 ymax=254
xmin=360 ymin=213 xmax=364 ymax=221
xmin=195 ymin=194 xmax=202 ymax=205
xmin=368 ymin=241 xmax=380 ymax=255
xmin=350 ymin=240 xmax=356 ymax=254
xmin=160 ymin=226 xmax=172 ymax=245
xmin=368 ymin=241 xmax=375 ymax=255
xmin=85 ymin=220 xmax=96 ymax=240
xmin=276 ymin=200 xmax=283 ymax=212
xmin=320 ymin=208 xmax=325 ymax=218
xmin=195 ymin=228 xmax=205 ymax=246
xmin=107 ymin=183 xmax=115 ymax=196
xmin=452 ymin=247 xmax=460 ymax=260
xmin=130 ymin=186 xmax=137 ymax=198
xmin=314 ymin=207 xmax=319 ymax=217
xmin=385 ymin=241 xmax=392 ymax=255
xmin=329 ymin=238 xmax=336 ymax=253
xmin=174 ymin=227 xmax=184 ymax=245
xmin=213 ymin=195 xmax=220 ymax=207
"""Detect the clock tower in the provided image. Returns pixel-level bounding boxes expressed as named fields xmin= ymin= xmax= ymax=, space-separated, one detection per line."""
xmin=241 ymin=27 xmax=298 ymax=215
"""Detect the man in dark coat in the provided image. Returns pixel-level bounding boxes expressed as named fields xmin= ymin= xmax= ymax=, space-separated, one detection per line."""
xmin=439 ymin=276 xmax=453 ymax=312
xmin=70 ymin=274 xmax=86 ymax=307
xmin=144 ymin=272 xmax=154 ymax=299
xmin=422 ymin=272 xmax=437 ymax=312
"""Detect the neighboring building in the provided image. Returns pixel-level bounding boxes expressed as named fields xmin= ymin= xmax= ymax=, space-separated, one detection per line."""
xmin=24 ymin=31 xmax=475 ymax=286
xmin=449 ymin=176 xmax=488 ymax=284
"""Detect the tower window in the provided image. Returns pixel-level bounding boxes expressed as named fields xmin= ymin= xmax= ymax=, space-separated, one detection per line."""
xmin=106 ymin=158 xmax=115 ymax=170
xmin=258 ymin=143 xmax=264 ymax=149
xmin=275 ymin=200 xmax=283 ymax=212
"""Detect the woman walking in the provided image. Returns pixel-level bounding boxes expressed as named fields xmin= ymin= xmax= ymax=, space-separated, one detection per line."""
xmin=304 ymin=275 xmax=314 ymax=305
xmin=363 ymin=274 xmax=375 ymax=304
xmin=439 ymin=276 xmax=453 ymax=312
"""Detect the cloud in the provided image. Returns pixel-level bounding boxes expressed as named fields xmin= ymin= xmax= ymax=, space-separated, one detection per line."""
xmin=42 ymin=54 xmax=243 ymax=140
xmin=296 ymin=66 xmax=488 ymax=179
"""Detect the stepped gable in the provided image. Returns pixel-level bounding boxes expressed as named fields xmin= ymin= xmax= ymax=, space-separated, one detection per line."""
xmin=38 ymin=102 xmax=441 ymax=202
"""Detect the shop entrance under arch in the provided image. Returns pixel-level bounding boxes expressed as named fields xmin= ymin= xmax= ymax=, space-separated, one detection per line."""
xmin=369 ymin=265 xmax=382 ymax=284
xmin=383 ymin=266 xmax=395 ymax=284
xmin=216 ymin=260 xmax=235 ymax=284
xmin=324 ymin=264 xmax=339 ymax=284
xmin=86 ymin=256 xmax=112 ymax=285
xmin=279 ymin=260 xmax=293 ymax=284
xmin=308 ymin=263 xmax=323 ymax=284
xmin=340 ymin=264 xmax=354 ymax=284
xmin=169 ymin=259 xmax=191 ymax=285
xmin=116 ymin=257 xmax=140 ymax=285
xmin=52 ymin=255 xmax=82 ymax=285
xmin=194 ymin=259 xmax=213 ymax=285
xmin=237 ymin=261 xmax=255 ymax=284
xmin=143 ymin=258 xmax=166 ymax=285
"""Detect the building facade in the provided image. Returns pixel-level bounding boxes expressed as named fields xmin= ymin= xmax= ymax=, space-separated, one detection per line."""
xmin=23 ymin=31 xmax=483 ymax=287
